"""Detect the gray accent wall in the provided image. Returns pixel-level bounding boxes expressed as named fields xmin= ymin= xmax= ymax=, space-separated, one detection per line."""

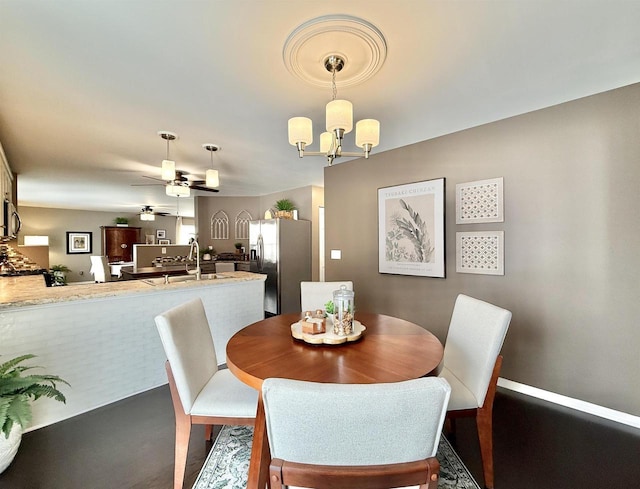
xmin=324 ymin=83 xmax=640 ymax=416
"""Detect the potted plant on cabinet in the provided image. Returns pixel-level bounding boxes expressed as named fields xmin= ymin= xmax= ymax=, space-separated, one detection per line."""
xmin=274 ymin=198 xmax=296 ymax=219
xmin=114 ymin=217 xmax=129 ymax=227
xmin=0 ymin=354 xmax=69 ymax=473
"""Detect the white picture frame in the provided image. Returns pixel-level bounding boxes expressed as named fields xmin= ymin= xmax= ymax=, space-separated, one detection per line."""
xmin=456 ymin=177 xmax=504 ymax=224
xmin=456 ymin=231 xmax=504 ymax=275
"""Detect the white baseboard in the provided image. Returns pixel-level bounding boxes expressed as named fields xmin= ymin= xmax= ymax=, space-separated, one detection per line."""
xmin=498 ymin=378 xmax=640 ymax=430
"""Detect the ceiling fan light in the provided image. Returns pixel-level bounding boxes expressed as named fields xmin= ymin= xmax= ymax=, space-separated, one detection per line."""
xmin=320 ymin=131 xmax=333 ymax=153
xmin=326 ymin=99 xmax=353 ymax=134
xmin=161 ymin=159 xmax=176 ymax=181
xmin=355 ymin=119 xmax=380 ymax=148
xmin=166 ymin=183 xmax=190 ymax=197
xmin=140 ymin=212 xmax=155 ymax=221
xmin=288 ymin=117 xmax=313 ymax=145
xmin=206 ymin=169 xmax=219 ymax=188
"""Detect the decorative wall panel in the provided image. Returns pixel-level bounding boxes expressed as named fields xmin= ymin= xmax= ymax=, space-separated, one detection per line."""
xmin=456 ymin=177 xmax=504 ymax=224
xmin=235 ymin=210 xmax=252 ymax=239
xmin=211 ymin=210 xmax=229 ymax=240
xmin=456 ymin=231 xmax=504 ymax=275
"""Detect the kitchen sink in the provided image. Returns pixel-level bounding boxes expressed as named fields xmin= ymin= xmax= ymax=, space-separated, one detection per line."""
xmin=142 ymin=273 xmax=229 ymax=285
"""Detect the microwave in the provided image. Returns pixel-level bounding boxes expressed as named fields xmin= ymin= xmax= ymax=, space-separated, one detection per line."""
xmin=2 ymin=198 xmax=21 ymax=238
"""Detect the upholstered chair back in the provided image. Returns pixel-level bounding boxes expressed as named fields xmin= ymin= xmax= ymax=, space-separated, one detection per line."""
xmin=443 ymin=294 xmax=511 ymax=407
xmin=154 ymin=298 xmax=219 ymax=414
xmin=300 ymin=281 xmax=353 ymax=312
xmin=262 ymin=377 xmax=451 ymax=466
xmin=89 ymin=255 xmax=111 ymax=282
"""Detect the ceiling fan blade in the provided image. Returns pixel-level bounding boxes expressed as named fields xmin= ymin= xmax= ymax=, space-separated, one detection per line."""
xmin=142 ymin=175 xmax=166 ymax=182
xmin=189 ymin=184 xmax=220 ymax=193
xmin=190 ymin=180 xmax=206 ymax=185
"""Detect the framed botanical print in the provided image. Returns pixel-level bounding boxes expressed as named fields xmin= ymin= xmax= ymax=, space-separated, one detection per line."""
xmin=378 ymin=178 xmax=445 ymax=278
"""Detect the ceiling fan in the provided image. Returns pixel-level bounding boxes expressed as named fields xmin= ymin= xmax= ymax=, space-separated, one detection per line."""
xmin=140 ymin=205 xmax=170 ymax=216
xmin=139 ymin=205 xmax=170 ymax=221
xmin=134 ymin=170 xmax=220 ymax=194
xmin=132 ymin=131 xmax=221 ymax=195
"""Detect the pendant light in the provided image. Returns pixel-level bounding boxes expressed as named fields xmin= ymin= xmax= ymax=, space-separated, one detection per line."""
xmin=158 ymin=131 xmax=177 ymax=181
xmin=202 ymin=144 xmax=221 ymax=188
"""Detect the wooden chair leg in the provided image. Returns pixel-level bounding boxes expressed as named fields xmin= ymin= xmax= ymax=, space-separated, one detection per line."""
xmin=477 ymin=406 xmax=494 ymax=489
xmin=204 ymin=424 xmax=213 ymax=441
xmin=174 ymin=414 xmax=192 ymax=489
xmin=444 ymin=417 xmax=457 ymax=446
xmin=476 ymin=355 xmax=502 ymax=489
xmin=166 ymin=361 xmax=193 ymax=489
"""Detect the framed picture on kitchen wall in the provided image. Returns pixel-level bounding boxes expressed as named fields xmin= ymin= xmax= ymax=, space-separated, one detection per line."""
xmin=378 ymin=178 xmax=445 ymax=278
xmin=66 ymin=231 xmax=92 ymax=254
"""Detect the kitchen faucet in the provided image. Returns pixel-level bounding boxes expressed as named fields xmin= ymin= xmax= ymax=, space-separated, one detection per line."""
xmin=187 ymin=239 xmax=201 ymax=280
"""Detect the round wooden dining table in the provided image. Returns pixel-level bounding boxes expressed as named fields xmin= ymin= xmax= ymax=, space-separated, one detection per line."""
xmin=226 ymin=311 xmax=444 ymax=489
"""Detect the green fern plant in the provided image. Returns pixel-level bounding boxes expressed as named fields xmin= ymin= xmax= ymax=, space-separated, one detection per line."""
xmin=274 ymin=199 xmax=296 ymax=211
xmin=0 ymin=354 xmax=69 ymax=438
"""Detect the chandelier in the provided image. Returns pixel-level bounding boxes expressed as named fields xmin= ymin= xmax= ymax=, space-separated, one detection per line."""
xmin=287 ymin=55 xmax=380 ymax=166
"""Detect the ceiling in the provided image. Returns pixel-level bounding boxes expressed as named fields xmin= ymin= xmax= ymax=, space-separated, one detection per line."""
xmin=1 ymin=1 xmax=639 ymax=218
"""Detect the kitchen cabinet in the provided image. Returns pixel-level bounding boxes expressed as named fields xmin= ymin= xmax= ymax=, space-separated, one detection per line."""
xmin=1 ymin=141 xmax=14 ymax=236
xmin=101 ymin=226 xmax=142 ymax=263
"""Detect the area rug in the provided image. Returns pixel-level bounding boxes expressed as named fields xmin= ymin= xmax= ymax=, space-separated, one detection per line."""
xmin=193 ymin=425 xmax=480 ymax=489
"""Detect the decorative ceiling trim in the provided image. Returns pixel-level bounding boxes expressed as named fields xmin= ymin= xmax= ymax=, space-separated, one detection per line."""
xmin=283 ymin=14 xmax=387 ymax=89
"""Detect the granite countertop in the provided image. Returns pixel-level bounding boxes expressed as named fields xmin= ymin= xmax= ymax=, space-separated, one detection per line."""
xmin=0 ymin=271 xmax=266 ymax=310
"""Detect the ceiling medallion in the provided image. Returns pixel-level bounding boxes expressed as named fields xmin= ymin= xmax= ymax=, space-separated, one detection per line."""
xmin=283 ymin=14 xmax=387 ymax=89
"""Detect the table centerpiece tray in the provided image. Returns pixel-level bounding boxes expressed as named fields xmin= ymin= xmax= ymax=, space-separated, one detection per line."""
xmin=290 ymin=319 xmax=365 ymax=345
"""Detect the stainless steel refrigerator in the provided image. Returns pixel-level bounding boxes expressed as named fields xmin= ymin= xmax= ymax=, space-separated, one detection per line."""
xmin=249 ymin=218 xmax=311 ymax=315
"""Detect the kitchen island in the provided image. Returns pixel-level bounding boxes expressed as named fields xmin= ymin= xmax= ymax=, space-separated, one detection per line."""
xmin=0 ymin=271 xmax=266 ymax=431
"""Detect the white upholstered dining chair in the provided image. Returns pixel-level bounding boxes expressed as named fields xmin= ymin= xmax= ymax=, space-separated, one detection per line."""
xmin=89 ymin=255 xmax=111 ymax=282
xmin=154 ymin=298 xmax=257 ymax=489
xmin=438 ymin=294 xmax=512 ymax=489
xmin=300 ymin=280 xmax=353 ymax=311
xmin=262 ymin=377 xmax=451 ymax=489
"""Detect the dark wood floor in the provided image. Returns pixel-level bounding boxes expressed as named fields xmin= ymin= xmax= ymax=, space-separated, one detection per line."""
xmin=1 ymin=385 xmax=639 ymax=488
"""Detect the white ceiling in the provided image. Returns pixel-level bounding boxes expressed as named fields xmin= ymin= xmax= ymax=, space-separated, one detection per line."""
xmin=1 ymin=0 xmax=639 ymax=217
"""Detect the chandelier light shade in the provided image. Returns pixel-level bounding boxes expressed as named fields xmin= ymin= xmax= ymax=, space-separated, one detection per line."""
xmin=355 ymin=119 xmax=380 ymax=149
xmin=320 ymin=131 xmax=333 ymax=153
xmin=288 ymin=117 xmax=313 ymax=145
xmin=166 ymin=183 xmax=190 ymax=197
xmin=326 ymin=99 xmax=353 ymax=134
xmin=287 ymin=55 xmax=379 ymax=165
